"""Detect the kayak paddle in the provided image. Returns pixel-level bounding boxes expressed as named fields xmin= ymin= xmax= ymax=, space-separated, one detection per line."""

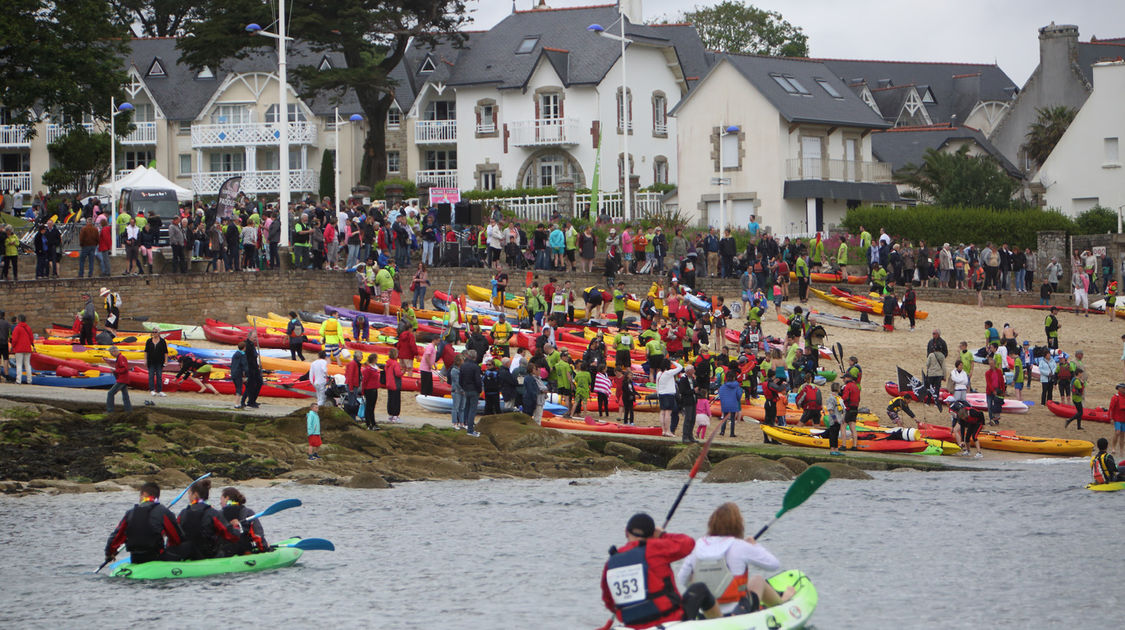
xmin=279 ymin=538 xmax=335 ymax=551
xmin=753 ymin=465 xmax=831 ymax=539
xmin=661 ymin=413 xmax=727 ymax=530
xmin=243 ymin=498 xmax=302 ymax=523
xmin=96 ymin=472 xmax=211 ymax=573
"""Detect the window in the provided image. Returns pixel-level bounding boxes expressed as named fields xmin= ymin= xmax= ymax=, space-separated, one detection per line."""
xmin=653 ymin=94 xmax=667 ymax=135
xmin=196 ymin=67 xmax=214 ymax=80
xmin=212 ymin=105 xmax=250 ymax=125
xmin=387 ymin=107 xmax=401 ymax=129
xmin=480 ymin=170 xmax=498 ymax=191
xmin=616 ymin=88 xmax=632 ymax=132
xmin=179 ymin=154 xmax=191 ymax=175
xmin=516 ymin=37 xmax=539 ymax=54
xmin=477 ymin=104 xmax=496 ymax=134
xmin=786 ymin=76 xmax=810 ymax=95
xmin=522 ymin=152 xmax=577 ymax=188
xmin=424 ymin=101 xmax=456 ymax=121
xmin=387 ymin=151 xmax=401 ymax=174
xmin=720 ymin=132 xmax=739 ymax=169
xmin=209 ymin=152 xmax=246 ymax=173
xmin=921 ymin=88 xmax=935 ymax=104
xmin=265 ymin=104 xmax=306 ymax=123
xmin=425 ymin=150 xmax=457 ymax=171
xmin=770 ymin=73 xmax=809 ymax=95
xmin=124 ymin=150 xmax=154 ymax=171
xmin=617 ymin=154 xmax=634 ymax=185
xmin=318 ymin=56 xmax=332 ymax=72
xmin=177 ymin=121 xmax=191 ymax=135
xmin=653 ymin=158 xmax=668 ymax=185
xmin=539 ymin=93 xmax=560 ymax=120
xmin=1105 ymin=137 xmax=1120 ymax=165
xmin=815 ymin=78 xmax=842 ymax=98
xmin=419 ymin=57 xmax=435 ymax=73
xmin=261 ymin=148 xmax=305 ymax=170
xmin=146 ymin=58 xmax=166 ymax=77
xmin=131 ymin=103 xmax=156 ymax=122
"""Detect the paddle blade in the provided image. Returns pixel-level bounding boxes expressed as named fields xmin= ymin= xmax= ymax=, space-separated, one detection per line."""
xmin=167 ymin=472 xmax=211 ymax=509
xmin=245 ymin=498 xmax=302 ymax=522
xmin=285 ymin=538 xmax=335 ymax=551
xmin=777 ymin=465 xmax=831 ymax=518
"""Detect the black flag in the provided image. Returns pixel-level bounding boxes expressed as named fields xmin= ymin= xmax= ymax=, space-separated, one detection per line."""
xmin=897 ymin=366 xmax=943 ymax=410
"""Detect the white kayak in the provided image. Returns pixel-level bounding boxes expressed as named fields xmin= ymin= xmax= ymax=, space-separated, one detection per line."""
xmin=142 ymin=321 xmax=207 ymax=341
xmin=781 ymin=304 xmax=880 ymax=331
xmin=415 ymin=395 xmax=568 ymax=415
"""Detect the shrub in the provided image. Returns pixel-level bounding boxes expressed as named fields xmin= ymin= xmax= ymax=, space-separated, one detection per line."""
xmin=839 ymin=205 xmax=1076 ymax=249
xmin=371 ymin=178 xmax=417 ymax=201
xmin=1074 ymin=206 xmax=1117 ymax=235
xmin=462 ymin=187 xmax=557 ymax=201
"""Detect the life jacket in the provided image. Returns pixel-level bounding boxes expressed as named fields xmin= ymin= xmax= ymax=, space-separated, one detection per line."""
xmin=605 ymin=541 xmax=681 ymax=626
xmin=221 ymin=503 xmax=263 ymax=552
xmin=179 ymin=502 xmax=220 ymax=559
xmin=492 ymin=321 xmax=513 ymax=344
xmin=1092 ymin=453 xmax=1113 ymax=484
xmin=688 ymin=540 xmax=750 ymax=606
xmin=124 ymin=501 xmax=167 ymax=555
xmin=615 ymin=333 xmax=634 ymax=351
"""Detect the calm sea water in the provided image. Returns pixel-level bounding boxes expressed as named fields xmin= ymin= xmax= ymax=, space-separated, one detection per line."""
xmin=0 ymin=458 xmax=1120 ymax=629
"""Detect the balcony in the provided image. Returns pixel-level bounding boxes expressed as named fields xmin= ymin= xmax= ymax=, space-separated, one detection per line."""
xmin=415 ymin=120 xmax=457 ymax=144
xmin=46 ymin=123 xmax=95 ymax=144
xmin=510 ymin=118 xmax=581 ymax=147
xmin=653 ymin=121 xmax=668 ymax=135
xmin=415 ymin=170 xmax=458 ymax=188
xmin=0 ymin=172 xmax=32 ymax=194
xmin=476 ymin=122 xmax=497 ymax=135
xmin=785 ymin=158 xmax=892 ymax=183
xmin=121 ymin=121 xmax=158 ymax=145
xmin=192 ymin=169 xmax=316 ymax=195
xmin=191 ymin=121 xmax=318 ymax=148
xmin=0 ymin=125 xmax=31 ymax=148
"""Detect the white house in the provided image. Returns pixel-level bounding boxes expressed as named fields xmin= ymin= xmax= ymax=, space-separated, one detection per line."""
xmin=670 ymin=54 xmax=898 ymax=235
xmin=386 ymin=2 xmax=708 ymax=212
xmin=1035 ymin=60 xmax=1125 ymax=216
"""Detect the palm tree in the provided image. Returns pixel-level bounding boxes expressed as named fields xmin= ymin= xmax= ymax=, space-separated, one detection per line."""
xmin=1024 ymin=106 xmax=1077 ymax=168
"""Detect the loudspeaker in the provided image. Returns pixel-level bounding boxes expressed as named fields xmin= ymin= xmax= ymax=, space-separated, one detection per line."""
xmin=454 ymin=201 xmax=471 ymax=226
xmin=436 ymin=203 xmax=452 ymax=225
xmin=470 ymin=202 xmax=484 ymax=226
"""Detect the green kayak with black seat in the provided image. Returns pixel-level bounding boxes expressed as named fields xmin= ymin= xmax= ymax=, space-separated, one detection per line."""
xmin=612 ymin=570 xmax=817 ymax=629
xmin=110 ymin=538 xmax=303 ymax=580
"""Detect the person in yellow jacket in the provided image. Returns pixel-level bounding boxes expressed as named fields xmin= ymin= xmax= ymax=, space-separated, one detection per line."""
xmin=320 ymin=316 xmax=344 ymax=366
xmin=491 ymin=314 xmax=514 ymax=358
xmin=836 ymin=235 xmax=849 ymax=281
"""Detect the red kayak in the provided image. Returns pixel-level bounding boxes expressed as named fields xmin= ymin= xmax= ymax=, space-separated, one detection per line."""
xmin=1044 ymin=400 xmax=1112 ymax=423
xmin=541 ymin=416 xmax=662 ymax=436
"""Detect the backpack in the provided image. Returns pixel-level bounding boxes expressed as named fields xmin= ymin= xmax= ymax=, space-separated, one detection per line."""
xmin=1058 ymin=362 xmax=1072 ymax=380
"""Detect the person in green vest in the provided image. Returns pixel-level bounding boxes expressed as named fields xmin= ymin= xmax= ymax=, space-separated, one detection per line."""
xmin=858 ymin=226 xmax=872 ymax=252
xmin=958 ymin=341 xmax=974 ymax=392
xmin=846 ymin=356 xmax=862 ymax=390
xmin=572 ymin=361 xmax=592 ymax=418
xmin=812 ymin=235 xmax=825 ymax=270
xmin=1044 ymin=306 xmax=1061 ymax=350
xmin=870 ymin=262 xmax=887 ymax=294
xmin=1065 ymin=367 xmax=1085 ymax=430
xmin=374 ymin=262 xmax=395 ymax=298
xmin=1012 ymin=352 xmax=1024 ymax=401
xmin=524 ymin=283 xmax=546 ymax=333
xmin=642 ymin=324 xmax=665 ymax=379
xmin=612 ymin=328 xmax=635 ymax=370
xmin=399 ymin=303 xmax=418 ymax=331
xmin=553 ymin=353 xmax=575 ymax=418
xmin=564 ymin=222 xmax=578 ymax=272
xmin=795 ymin=253 xmax=810 ymax=303
xmin=613 ymin=282 xmax=628 ymax=330
xmin=836 ymin=235 xmax=849 ymax=280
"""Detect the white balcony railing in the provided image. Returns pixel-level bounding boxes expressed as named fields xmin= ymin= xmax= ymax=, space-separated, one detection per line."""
xmin=480 ymin=191 xmax=666 ymax=223
xmin=510 ymin=118 xmax=581 ymax=147
xmin=653 ymin=121 xmax=668 ymax=135
xmin=414 ymin=169 xmax=458 ymax=188
xmin=191 ymin=121 xmax=318 ymax=148
xmin=0 ymin=125 xmax=31 ymax=147
xmin=476 ymin=122 xmax=497 ymax=135
xmin=46 ymin=123 xmax=95 ymax=144
xmin=414 ymin=120 xmax=457 ymax=144
xmin=121 ymin=121 xmax=158 ymax=145
xmin=0 ymin=172 xmax=32 ymax=194
xmin=786 ymin=158 xmax=892 ymax=183
xmin=192 ymin=169 xmax=316 ymax=195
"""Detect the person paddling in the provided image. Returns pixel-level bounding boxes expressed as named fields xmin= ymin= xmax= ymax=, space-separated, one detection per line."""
xmin=1091 ymin=438 xmax=1124 ymax=483
xmin=601 ymin=513 xmax=718 ymax=628
xmin=166 ymin=478 xmax=241 ymax=560
xmin=104 ymin=482 xmax=184 ymax=566
xmin=219 ymin=487 xmax=268 ymax=555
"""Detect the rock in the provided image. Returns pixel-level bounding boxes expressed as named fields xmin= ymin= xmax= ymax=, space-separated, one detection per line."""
xmin=604 ymin=442 xmax=643 ymax=460
xmin=136 ymin=434 xmax=173 ymax=451
xmin=704 ymin=455 xmax=795 ymax=483
xmin=666 ymin=444 xmax=711 ymax=472
xmin=813 ymin=462 xmax=873 ymax=480
xmin=478 ymin=413 xmax=584 ymax=453
xmin=345 ymin=472 xmax=391 ymax=489
xmin=777 ymin=457 xmax=809 ymax=475
xmin=154 ymin=468 xmax=193 ymax=488
xmin=94 ymin=480 xmax=129 ymax=492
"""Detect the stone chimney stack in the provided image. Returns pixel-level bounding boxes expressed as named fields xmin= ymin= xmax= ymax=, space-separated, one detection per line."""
xmin=1038 ymin=22 xmax=1080 ymax=78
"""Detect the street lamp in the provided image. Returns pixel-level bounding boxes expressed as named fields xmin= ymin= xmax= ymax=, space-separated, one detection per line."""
xmin=109 ymin=98 xmax=133 ymax=251
xmin=715 ymin=125 xmax=739 ymax=231
xmin=588 ymin=18 xmax=633 ymax=222
xmin=246 ymin=10 xmax=293 ymax=247
xmin=334 ymin=109 xmax=364 ymax=217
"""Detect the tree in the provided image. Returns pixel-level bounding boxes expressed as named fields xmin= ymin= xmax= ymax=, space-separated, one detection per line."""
xmin=41 ymin=127 xmax=114 ymax=196
xmin=672 ymin=1 xmax=808 ymax=57
xmin=109 ymin=0 xmax=202 ymax=37
xmin=176 ymin=0 xmax=470 ymax=186
xmin=319 ymin=149 xmax=335 ymax=200
xmin=1074 ymin=206 xmax=1117 ymax=235
xmin=1024 ymin=105 xmax=1077 ymax=168
xmin=895 ymin=146 xmax=1019 ymax=209
xmin=0 ymin=0 xmax=130 ymax=134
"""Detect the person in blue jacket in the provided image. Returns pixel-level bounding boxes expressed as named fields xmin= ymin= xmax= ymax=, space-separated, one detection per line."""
xmin=718 ymin=378 xmax=743 ymax=438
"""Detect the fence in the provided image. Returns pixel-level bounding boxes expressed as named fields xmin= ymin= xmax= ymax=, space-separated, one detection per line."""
xmin=487 ymin=191 xmax=666 ymax=223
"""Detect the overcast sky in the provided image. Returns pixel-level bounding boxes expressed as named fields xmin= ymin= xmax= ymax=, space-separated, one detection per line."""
xmin=467 ymin=0 xmax=1125 ymax=85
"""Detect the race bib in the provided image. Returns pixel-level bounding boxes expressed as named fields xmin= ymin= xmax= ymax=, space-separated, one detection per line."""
xmin=605 ymin=563 xmax=647 ymax=605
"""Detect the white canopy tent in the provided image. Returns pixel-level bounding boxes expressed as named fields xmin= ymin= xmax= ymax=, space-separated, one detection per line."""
xmin=98 ymin=166 xmax=193 ymax=202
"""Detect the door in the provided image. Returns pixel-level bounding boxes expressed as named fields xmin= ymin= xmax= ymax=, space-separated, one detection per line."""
xmin=806 ymin=198 xmax=823 ymax=235
xmin=801 ymin=136 xmax=823 ymax=179
xmin=538 ymin=93 xmax=561 ymax=142
xmin=844 ymin=138 xmax=858 ymax=182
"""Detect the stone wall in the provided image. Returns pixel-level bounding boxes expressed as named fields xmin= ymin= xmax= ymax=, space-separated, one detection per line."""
xmin=1037 ymin=230 xmax=1070 ymax=292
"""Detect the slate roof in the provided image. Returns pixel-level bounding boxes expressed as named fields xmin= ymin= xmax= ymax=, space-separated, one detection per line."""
xmin=815 ymin=59 xmax=1018 ymax=125
xmin=870 ymin=124 xmax=1022 ymax=178
xmin=783 ymin=180 xmax=900 ymax=203
xmin=1076 ymin=41 xmax=1125 ymax=85
xmin=869 ymin=84 xmax=914 ymax=123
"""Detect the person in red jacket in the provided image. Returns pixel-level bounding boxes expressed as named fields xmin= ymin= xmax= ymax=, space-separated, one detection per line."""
xmin=105 ymin=481 xmax=183 ymax=565
xmin=10 ymin=314 xmax=34 ymax=385
xmin=396 ymin=325 xmax=418 ymax=377
xmin=841 ymin=373 xmax=861 ymax=451
xmin=344 ymin=351 xmax=364 ymax=421
xmin=166 ymin=478 xmax=241 ymax=560
xmin=1110 ymin=383 xmax=1125 ymax=459
xmin=361 ymin=355 xmax=382 ymax=430
xmin=795 ymin=373 xmax=822 ymax=426
xmin=384 ymin=348 xmax=404 ymax=424
xmin=663 ymin=318 xmax=686 ymax=359
xmin=96 ymin=216 xmax=112 ymax=277
xmin=601 ymin=513 xmax=719 ymax=628
xmin=985 ymin=363 xmax=1005 ymax=425
xmin=105 ymin=346 xmax=133 ymax=412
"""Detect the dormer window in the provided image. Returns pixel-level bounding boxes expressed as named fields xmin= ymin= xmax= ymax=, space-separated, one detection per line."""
xmin=420 ymin=57 xmax=435 ymax=73
xmin=516 ymin=37 xmax=539 ymax=54
xmin=196 ymin=66 xmax=214 ymax=80
xmin=921 ymin=88 xmax=935 ymax=104
xmin=147 ymin=58 xmax=166 ymax=78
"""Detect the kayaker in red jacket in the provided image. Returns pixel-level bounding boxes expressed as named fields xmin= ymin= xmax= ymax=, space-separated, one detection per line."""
xmin=167 ymin=478 xmax=241 ymax=560
xmin=841 ymin=374 xmax=861 ymax=450
xmin=601 ymin=513 xmax=719 ymax=628
xmin=105 ymin=482 xmax=184 ymax=565
xmin=985 ymin=364 xmax=1005 ymax=425
xmin=1110 ymin=383 xmax=1125 ymax=459
xmin=10 ymin=314 xmax=34 ymax=384
xmin=795 ymin=373 xmax=822 ymax=426
xmin=106 ymin=347 xmax=132 ymax=412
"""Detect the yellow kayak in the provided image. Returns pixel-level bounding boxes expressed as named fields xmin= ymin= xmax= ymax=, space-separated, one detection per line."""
xmin=35 ymin=344 xmax=173 ymax=364
xmin=466 ymin=284 xmax=591 ymax=319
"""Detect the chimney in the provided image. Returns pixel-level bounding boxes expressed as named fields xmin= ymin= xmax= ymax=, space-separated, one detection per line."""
xmin=619 ymin=0 xmax=643 ymax=23
xmin=533 ymin=0 xmax=548 ymax=9
xmin=1038 ymin=22 xmax=1080 ymax=77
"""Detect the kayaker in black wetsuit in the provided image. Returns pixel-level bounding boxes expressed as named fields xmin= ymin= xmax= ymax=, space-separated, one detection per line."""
xmin=219 ymin=487 xmax=268 ymax=555
xmin=166 ymin=478 xmax=241 ymax=560
xmin=105 ymin=482 xmax=184 ymax=565
xmin=1092 ymin=438 xmax=1125 ymax=483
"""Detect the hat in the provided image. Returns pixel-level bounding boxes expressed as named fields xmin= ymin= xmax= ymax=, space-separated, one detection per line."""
xmin=1117 ymin=383 xmax=1125 ymax=390
xmin=609 ymin=228 xmax=617 ymax=234
xmin=950 ymin=401 xmax=967 ymax=412
xmin=626 ymin=513 xmax=655 ymax=538
xmin=99 ymin=287 xmax=110 ymax=297
xmin=1023 ymin=340 xmax=1030 ymax=346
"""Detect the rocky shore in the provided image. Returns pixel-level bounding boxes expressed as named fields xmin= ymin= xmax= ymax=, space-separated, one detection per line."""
xmin=0 ymin=397 xmax=952 ymax=496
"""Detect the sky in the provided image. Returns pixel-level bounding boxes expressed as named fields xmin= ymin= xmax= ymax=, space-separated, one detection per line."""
xmin=466 ymin=0 xmax=1125 ymax=86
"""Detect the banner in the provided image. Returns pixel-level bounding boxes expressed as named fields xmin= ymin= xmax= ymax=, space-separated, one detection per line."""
xmin=430 ymin=188 xmax=460 ymax=205
xmin=589 ymin=128 xmax=602 ymax=219
xmin=216 ymin=176 xmax=242 ymax=220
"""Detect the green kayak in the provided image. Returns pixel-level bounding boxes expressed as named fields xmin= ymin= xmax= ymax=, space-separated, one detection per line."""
xmin=110 ymin=538 xmax=303 ymax=580
xmin=613 ymin=570 xmax=817 ymax=629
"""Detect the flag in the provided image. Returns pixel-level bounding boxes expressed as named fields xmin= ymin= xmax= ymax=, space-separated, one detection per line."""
xmin=589 ymin=128 xmax=602 ymax=219
xmin=216 ymin=176 xmax=242 ymax=220
xmin=897 ymin=366 xmax=942 ymax=408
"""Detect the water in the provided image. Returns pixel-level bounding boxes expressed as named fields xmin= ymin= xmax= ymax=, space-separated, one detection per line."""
xmin=0 ymin=459 xmax=1121 ymax=629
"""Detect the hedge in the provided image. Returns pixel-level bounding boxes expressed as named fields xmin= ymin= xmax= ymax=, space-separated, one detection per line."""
xmin=839 ymin=205 xmax=1080 ymax=249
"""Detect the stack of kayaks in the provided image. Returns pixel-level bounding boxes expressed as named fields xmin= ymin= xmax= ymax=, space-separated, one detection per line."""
xmin=917 ymin=423 xmax=1094 ymax=456
xmin=883 ymin=382 xmax=1031 ymax=414
xmin=780 ymin=303 xmax=880 ymax=331
xmin=762 ymin=425 xmax=938 ymax=454
xmin=612 ymin=570 xmax=817 ymax=629
xmin=540 ymin=416 xmax=662 ymax=436
xmin=109 ymin=537 xmax=304 ymax=579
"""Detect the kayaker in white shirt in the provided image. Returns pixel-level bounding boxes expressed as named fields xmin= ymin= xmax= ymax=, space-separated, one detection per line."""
xmin=310 ymin=351 xmax=329 ymax=406
xmin=655 ymin=359 xmax=683 ymax=437
xmin=949 ymin=360 xmax=969 ymax=403
xmin=678 ymin=502 xmax=794 ymax=615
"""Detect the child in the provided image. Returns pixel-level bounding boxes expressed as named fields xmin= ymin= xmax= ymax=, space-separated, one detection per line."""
xmin=826 ymin=382 xmax=845 ymax=455
xmin=772 ymin=279 xmax=785 ymax=316
xmin=694 ymin=392 xmax=711 ymax=440
xmin=1040 ymin=279 xmax=1052 ymax=306
xmin=593 ymin=366 xmax=612 ymax=417
xmin=573 ymin=361 xmax=592 ymax=418
xmin=617 ymin=367 xmax=636 ymax=426
xmin=306 ymin=402 xmax=322 ymax=460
